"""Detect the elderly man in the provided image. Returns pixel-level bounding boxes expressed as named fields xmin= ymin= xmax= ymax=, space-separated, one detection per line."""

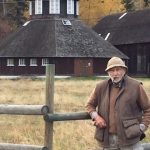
xmin=86 ymin=57 xmax=150 ymax=150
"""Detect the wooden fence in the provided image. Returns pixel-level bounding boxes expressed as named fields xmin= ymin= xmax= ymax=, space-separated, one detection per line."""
xmin=0 ymin=64 xmax=56 ymax=150
xmin=43 ymin=65 xmax=150 ymax=150
xmin=0 ymin=64 xmax=150 ymax=150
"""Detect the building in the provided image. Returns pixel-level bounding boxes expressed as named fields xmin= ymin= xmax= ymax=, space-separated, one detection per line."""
xmin=0 ymin=0 xmax=128 ymax=76
xmin=93 ymin=9 xmax=150 ymax=76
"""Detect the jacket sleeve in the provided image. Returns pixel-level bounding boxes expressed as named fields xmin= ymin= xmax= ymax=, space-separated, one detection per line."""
xmin=86 ymin=86 xmax=98 ymax=114
xmin=138 ymin=84 xmax=150 ymax=127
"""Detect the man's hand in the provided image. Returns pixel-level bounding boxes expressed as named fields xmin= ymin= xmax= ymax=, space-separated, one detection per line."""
xmin=94 ymin=115 xmax=107 ymax=128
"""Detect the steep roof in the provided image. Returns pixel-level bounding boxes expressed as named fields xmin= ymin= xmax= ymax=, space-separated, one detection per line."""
xmin=93 ymin=8 xmax=150 ymax=45
xmin=0 ymin=16 xmax=128 ymax=59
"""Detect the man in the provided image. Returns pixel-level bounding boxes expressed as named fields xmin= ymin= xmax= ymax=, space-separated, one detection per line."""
xmin=86 ymin=57 xmax=150 ymax=150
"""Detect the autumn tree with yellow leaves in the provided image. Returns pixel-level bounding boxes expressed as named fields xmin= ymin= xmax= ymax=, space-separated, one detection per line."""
xmin=79 ymin=0 xmax=150 ymax=27
xmin=79 ymin=0 xmax=125 ymax=27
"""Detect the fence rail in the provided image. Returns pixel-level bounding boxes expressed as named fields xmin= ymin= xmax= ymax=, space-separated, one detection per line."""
xmin=0 ymin=104 xmax=49 ymax=115
xmin=44 ymin=111 xmax=91 ymax=122
xmin=0 ymin=65 xmax=54 ymax=150
xmin=0 ymin=143 xmax=48 ymax=150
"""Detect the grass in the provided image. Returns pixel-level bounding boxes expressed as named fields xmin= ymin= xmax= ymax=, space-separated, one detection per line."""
xmin=0 ymin=77 xmax=150 ymax=150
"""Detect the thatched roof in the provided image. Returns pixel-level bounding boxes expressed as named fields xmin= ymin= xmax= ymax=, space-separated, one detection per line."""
xmin=0 ymin=16 xmax=128 ymax=59
xmin=93 ymin=9 xmax=150 ymax=45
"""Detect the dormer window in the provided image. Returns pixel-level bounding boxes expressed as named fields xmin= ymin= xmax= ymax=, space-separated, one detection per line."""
xmin=35 ymin=0 xmax=42 ymax=14
xmin=62 ymin=19 xmax=72 ymax=25
xmin=49 ymin=0 xmax=60 ymax=14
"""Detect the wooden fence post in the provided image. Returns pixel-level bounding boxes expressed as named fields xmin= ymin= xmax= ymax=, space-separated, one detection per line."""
xmin=44 ymin=64 xmax=55 ymax=150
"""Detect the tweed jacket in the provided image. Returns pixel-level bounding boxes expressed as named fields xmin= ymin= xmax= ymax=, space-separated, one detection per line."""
xmin=86 ymin=75 xmax=150 ymax=148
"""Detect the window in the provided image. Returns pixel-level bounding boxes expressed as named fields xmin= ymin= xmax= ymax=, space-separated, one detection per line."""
xmin=49 ymin=0 xmax=60 ymax=14
xmin=7 ymin=59 xmax=14 ymax=66
xmin=30 ymin=58 xmax=37 ymax=66
xmin=19 ymin=59 xmax=26 ymax=66
xmin=42 ymin=58 xmax=49 ymax=66
xmin=137 ymin=49 xmax=146 ymax=73
xmin=62 ymin=19 xmax=72 ymax=25
xmin=29 ymin=1 xmax=32 ymax=15
xmin=76 ymin=0 xmax=79 ymax=15
xmin=67 ymin=0 xmax=74 ymax=14
xmin=67 ymin=0 xmax=79 ymax=15
xmin=35 ymin=0 xmax=42 ymax=14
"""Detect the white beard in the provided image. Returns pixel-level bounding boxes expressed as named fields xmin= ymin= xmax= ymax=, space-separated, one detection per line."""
xmin=112 ymin=77 xmax=121 ymax=83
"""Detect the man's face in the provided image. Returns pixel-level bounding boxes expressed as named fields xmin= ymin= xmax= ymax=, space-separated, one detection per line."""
xmin=107 ymin=67 xmax=126 ymax=83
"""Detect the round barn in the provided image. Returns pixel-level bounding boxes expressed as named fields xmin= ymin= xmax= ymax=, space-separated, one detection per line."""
xmin=0 ymin=0 xmax=128 ymax=76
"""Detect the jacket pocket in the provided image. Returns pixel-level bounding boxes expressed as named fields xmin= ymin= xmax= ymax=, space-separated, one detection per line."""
xmin=122 ymin=118 xmax=141 ymax=139
xmin=94 ymin=127 xmax=104 ymax=142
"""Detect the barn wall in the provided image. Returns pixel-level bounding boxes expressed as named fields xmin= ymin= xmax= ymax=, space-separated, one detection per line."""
xmin=54 ymin=57 xmax=74 ymax=75
xmin=0 ymin=57 xmax=74 ymax=76
xmin=116 ymin=44 xmax=137 ymax=75
xmin=0 ymin=57 xmax=117 ymax=76
xmin=0 ymin=58 xmax=46 ymax=75
xmin=93 ymin=58 xmax=108 ymax=75
xmin=116 ymin=43 xmax=150 ymax=76
xmin=74 ymin=58 xmax=93 ymax=76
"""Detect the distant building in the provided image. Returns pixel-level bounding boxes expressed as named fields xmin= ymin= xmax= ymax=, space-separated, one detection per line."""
xmin=0 ymin=0 xmax=128 ymax=76
xmin=93 ymin=9 xmax=150 ymax=76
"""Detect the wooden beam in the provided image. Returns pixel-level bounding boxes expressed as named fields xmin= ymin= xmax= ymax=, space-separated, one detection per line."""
xmin=44 ymin=64 xmax=55 ymax=150
xmin=0 ymin=143 xmax=48 ymax=150
xmin=0 ymin=105 xmax=49 ymax=115
xmin=44 ymin=112 xmax=91 ymax=122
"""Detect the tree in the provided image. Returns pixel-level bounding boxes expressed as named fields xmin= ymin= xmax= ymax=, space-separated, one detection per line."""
xmin=14 ymin=0 xmax=28 ymax=25
xmin=0 ymin=0 xmax=28 ymax=26
xmin=144 ymin=0 xmax=150 ymax=7
xmin=121 ymin=0 xmax=134 ymax=11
